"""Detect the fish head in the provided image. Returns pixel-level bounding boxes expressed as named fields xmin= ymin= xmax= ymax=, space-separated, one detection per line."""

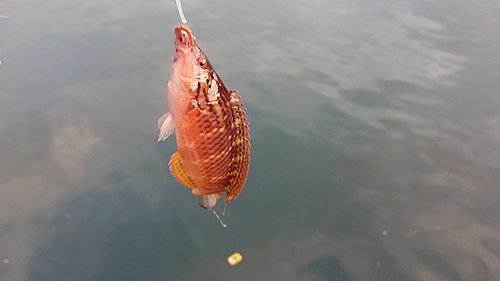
xmin=170 ymin=25 xmax=214 ymax=99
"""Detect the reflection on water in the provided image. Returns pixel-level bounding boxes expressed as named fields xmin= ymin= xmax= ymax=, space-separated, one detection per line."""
xmin=1 ymin=0 xmax=500 ymax=280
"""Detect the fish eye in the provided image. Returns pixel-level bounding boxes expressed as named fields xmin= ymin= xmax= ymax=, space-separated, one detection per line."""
xmin=198 ymin=59 xmax=207 ymax=69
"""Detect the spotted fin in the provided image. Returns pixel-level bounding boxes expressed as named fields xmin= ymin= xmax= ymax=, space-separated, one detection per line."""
xmin=169 ymin=152 xmax=197 ymax=188
xmin=225 ymin=89 xmax=251 ymax=204
xmin=158 ymin=112 xmax=175 ymax=142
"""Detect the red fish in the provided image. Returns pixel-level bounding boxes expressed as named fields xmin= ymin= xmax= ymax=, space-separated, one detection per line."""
xmin=158 ymin=25 xmax=250 ymax=209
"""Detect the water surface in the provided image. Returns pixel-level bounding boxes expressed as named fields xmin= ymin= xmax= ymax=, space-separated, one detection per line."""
xmin=1 ymin=0 xmax=500 ymax=280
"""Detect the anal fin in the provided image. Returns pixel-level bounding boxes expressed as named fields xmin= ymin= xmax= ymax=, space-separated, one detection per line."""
xmin=169 ymin=152 xmax=197 ymax=189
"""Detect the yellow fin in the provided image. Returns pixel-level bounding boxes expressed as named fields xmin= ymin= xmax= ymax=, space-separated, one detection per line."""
xmin=169 ymin=152 xmax=197 ymax=188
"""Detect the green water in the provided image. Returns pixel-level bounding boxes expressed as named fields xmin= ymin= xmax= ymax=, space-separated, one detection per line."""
xmin=1 ymin=0 xmax=500 ymax=280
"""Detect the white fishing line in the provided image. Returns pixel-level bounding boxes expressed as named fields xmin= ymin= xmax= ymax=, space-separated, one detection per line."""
xmin=210 ymin=209 xmax=227 ymax=228
xmin=175 ymin=0 xmax=187 ymax=23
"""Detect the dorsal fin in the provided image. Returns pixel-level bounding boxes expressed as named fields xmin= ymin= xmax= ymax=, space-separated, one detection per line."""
xmin=169 ymin=152 xmax=197 ymax=188
xmin=225 ymin=90 xmax=251 ymax=204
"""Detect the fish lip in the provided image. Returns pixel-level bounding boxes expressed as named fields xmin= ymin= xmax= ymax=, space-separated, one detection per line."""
xmin=174 ymin=25 xmax=195 ymax=51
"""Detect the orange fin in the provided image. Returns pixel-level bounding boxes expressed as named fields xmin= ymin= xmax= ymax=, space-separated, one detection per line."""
xmin=225 ymin=90 xmax=251 ymax=204
xmin=169 ymin=152 xmax=197 ymax=188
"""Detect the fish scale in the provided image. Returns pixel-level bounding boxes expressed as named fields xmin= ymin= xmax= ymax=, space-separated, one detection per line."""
xmin=181 ymin=86 xmax=245 ymax=196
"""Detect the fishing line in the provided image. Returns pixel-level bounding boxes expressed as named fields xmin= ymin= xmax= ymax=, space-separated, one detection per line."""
xmin=222 ymin=202 xmax=227 ymax=222
xmin=175 ymin=0 xmax=187 ymax=23
xmin=208 ymin=193 xmax=228 ymax=228
xmin=210 ymin=209 xmax=227 ymax=228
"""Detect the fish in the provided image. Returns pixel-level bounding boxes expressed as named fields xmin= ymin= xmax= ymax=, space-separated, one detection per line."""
xmin=158 ymin=25 xmax=250 ymax=209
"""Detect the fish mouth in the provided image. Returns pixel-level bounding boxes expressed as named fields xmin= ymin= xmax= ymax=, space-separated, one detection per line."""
xmin=174 ymin=25 xmax=195 ymax=50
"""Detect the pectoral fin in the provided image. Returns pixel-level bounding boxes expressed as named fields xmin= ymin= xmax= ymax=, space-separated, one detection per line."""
xmin=169 ymin=152 xmax=197 ymax=189
xmin=158 ymin=112 xmax=175 ymax=141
